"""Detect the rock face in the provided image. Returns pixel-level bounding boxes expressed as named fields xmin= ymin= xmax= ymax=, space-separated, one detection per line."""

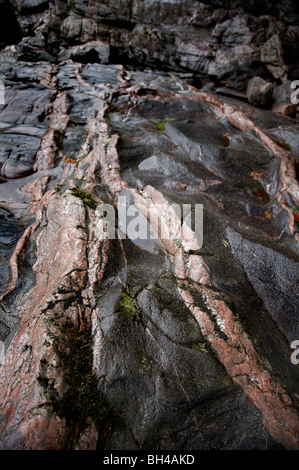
xmin=0 ymin=0 xmax=299 ymax=451
xmin=246 ymin=76 xmax=274 ymax=106
xmin=5 ymin=0 xmax=299 ymax=90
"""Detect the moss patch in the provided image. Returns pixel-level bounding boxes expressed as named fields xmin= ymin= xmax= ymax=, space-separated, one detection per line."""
xmin=38 ymin=323 xmax=116 ymax=441
xmin=115 ymin=290 xmax=140 ymax=322
xmin=53 ymin=331 xmax=112 ymax=428
xmin=104 ymin=112 xmax=116 ymax=121
xmin=55 ymin=184 xmax=65 ymax=193
xmin=70 ymin=187 xmax=97 ymax=210
xmin=151 ymin=119 xmax=167 ymax=132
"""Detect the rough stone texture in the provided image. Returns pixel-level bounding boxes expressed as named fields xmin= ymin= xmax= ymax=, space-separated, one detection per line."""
xmin=0 ymin=0 xmax=299 ymax=452
xmin=246 ymin=76 xmax=274 ymax=107
xmin=261 ymin=34 xmax=299 ymax=80
xmin=3 ymin=0 xmax=298 ymax=92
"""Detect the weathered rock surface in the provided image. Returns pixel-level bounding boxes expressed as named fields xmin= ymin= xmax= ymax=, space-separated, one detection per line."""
xmin=0 ymin=0 xmax=299 ymax=451
xmin=3 ymin=0 xmax=298 ymax=92
xmin=246 ymin=76 xmax=274 ymax=107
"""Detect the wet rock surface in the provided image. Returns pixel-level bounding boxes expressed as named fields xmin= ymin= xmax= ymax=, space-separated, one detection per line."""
xmin=0 ymin=0 xmax=299 ymax=451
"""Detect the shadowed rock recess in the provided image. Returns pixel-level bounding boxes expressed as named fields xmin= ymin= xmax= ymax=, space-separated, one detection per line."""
xmin=0 ymin=0 xmax=299 ymax=451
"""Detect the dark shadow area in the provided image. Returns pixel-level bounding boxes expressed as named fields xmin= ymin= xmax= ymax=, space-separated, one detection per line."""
xmin=0 ymin=0 xmax=23 ymax=50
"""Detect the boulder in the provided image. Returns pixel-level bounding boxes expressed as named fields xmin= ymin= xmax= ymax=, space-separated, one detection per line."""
xmin=59 ymin=41 xmax=111 ymax=64
xmin=246 ymin=76 xmax=274 ymax=106
xmin=261 ymin=34 xmax=299 ymax=79
xmin=271 ymin=101 xmax=296 ymax=117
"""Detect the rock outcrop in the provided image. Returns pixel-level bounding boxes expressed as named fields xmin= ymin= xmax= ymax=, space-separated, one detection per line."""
xmin=0 ymin=0 xmax=299 ymax=451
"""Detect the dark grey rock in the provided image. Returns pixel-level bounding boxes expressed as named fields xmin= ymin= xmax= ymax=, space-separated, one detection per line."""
xmin=227 ymin=227 xmax=299 ymax=343
xmin=0 ymin=0 xmax=299 ymax=452
xmin=246 ymin=76 xmax=274 ymax=107
xmin=272 ymin=81 xmax=292 ymax=102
